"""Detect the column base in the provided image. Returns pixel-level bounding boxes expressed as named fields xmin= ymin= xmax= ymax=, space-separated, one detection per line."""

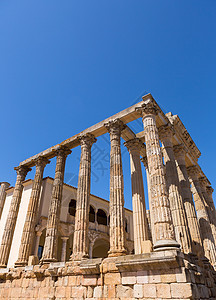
xmin=153 ymin=239 xmax=180 ymax=252
xmin=40 ymin=257 xmax=57 ymax=265
xmin=108 ymin=249 xmax=127 ymax=257
xmin=70 ymin=253 xmax=89 ymax=262
xmin=0 ymin=264 xmax=7 ymax=269
xmin=14 ymin=261 xmax=28 ymax=268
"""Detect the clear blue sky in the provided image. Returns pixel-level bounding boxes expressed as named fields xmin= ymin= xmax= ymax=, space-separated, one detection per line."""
xmin=0 ymin=1 xmax=215 ymax=210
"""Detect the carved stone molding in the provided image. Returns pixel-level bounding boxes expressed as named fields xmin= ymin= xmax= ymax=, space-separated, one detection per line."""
xmin=124 ymin=138 xmax=144 ymax=153
xmin=158 ymin=124 xmax=174 ymax=141
xmin=135 ymin=100 xmax=159 ymax=117
xmin=104 ymin=119 xmax=126 ymax=136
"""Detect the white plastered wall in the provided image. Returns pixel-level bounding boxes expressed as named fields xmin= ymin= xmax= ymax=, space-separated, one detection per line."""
xmin=7 ymin=183 xmax=33 ymax=268
xmin=0 ymin=190 xmax=13 ymax=247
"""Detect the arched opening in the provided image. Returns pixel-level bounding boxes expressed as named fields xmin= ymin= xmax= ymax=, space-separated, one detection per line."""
xmin=57 ymin=234 xmax=63 ymax=261
xmin=97 ymin=209 xmax=107 ymax=225
xmin=125 ymin=218 xmax=128 ymax=233
xmin=92 ymin=238 xmax=109 ymax=258
xmin=37 ymin=228 xmax=46 ymax=260
xmin=89 ymin=205 xmax=95 ymax=223
xmin=68 ymin=199 xmax=76 ymax=216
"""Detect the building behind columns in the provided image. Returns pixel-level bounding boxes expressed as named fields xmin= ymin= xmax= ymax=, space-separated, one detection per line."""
xmin=0 ymin=177 xmax=134 ymax=268
xmin=0 ymin=93 xmax=216 ymax=299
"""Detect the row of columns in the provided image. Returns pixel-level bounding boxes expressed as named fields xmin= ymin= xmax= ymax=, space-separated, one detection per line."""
xmin=0 ymin=101 xmax=215 ymax=268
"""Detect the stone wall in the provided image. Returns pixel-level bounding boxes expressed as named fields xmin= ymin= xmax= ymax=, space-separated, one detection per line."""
xmin=0 ymin=250 xmax=216 ymax=299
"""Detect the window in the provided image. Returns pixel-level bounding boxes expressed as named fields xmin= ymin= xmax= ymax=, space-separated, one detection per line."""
xmin=68 ymin=199 xmax=76 ymax=216
xmin=38 ymin=245 xmax=43 ymax=260
xmin=89 ymin=205 xmax=95 ymax=222
xmin=97 ymin=209 xmax=107 ymax=225
xmin=125 ymin=218 xmax=128 ymax=232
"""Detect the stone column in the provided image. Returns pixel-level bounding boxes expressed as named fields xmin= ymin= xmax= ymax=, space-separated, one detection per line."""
xmin=61 ymin=237 xmax=69 ymax=262
xmin=34 ymin=232 xmax=42 ymax=256
xmin=0 ymin=182 xmax=10 ymax=219
xmin=206 ymin=186 xmax=216 ymax=244
xmin=199 ymin=178 xmax=216 ymax=246
xmin=105 ymin=119 xmax=127 ymax=257
xmin=159 ymin=125 xmax=191 ymax=253
xmin=0 ymin=166 xmax=31 ymax=268
xmin=71 ymin=134 xmax=96 ymax=261
xmin=41 ymin=146 xmax=71 ymax=263
xmin=89 ymin=241 xmax=94 ymax=259
xmin=174 ymin=145 xmax=203 ymax=256
xmin=124 ymin=138 xmax=149 ymax=254
xmin=187 ymin=166 xmax=216 ymax=265
xmin=136 ymin=101 xmax=179 ymax=251
xmin=15 ymin=157 xmax=50 ymax=267
xmin=141 ymin=156 xmax=155 ymax=244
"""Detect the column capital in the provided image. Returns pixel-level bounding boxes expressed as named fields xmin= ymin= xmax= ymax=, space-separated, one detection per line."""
xmin=61 ymin=236 xmax=69 ymax=241
xmin=0 ymin=182 xmax=10 ymax=189
xmin=140 ymin=156 xmax=148 ymax=169
xmin=35 ymin=231 xmax=42 ymax=237
xmin=187 ymin=165 xmax=200 ymax=179
xmin=104 ymin=119 xmax=126 ymax=135
xmin=135 ymin=100 xmax=159 ymax=117
xmin=34 ymin=156 xmax=50 ymax=168
xmin=206 ymin=186 xmax=214 ymax=195
xmin=14 ymin=165 xmax=32 ymax=178
xmin=173 ymin=144 xmax=187 ymax=158
xmin=199 ymin=177 xmax=209 ymax=188
xmin=55 ymin=145 xmax=72 ymax=157
xmin=79 ymin=133 xmax=97 ymax=148
xmin=124 ymin=138 xmax=144 ymax=153
xmin=158 ymin=124 xmax=174 ymax=141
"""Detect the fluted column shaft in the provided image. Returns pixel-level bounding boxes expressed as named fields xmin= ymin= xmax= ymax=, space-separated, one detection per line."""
xmin=41 ymin=146 xmax=71 ymax=263
xmin=159 ymin=126 xmax=191 ymax=253
xmin=174 ymin=146 xmax=203 ymax=256
xmin=0 ymin=182 xmax=10 ymax=219
xmin=141 ymin=157 xmax=155 ymax=244
xmin=71 ymin=134 xmax=96 ymax=261
xmin=15 ymin=157 xmax=50 ymax=267
xmin=34 ymin=232 xmax=42 ymax=256
xmin=61 ymin=237 xmax=69 ymax=262
xmin=0 ymin=166 xmax=31 ymax=268
xmin=124 ymin=139 xmax=148 ymax=254
xmin=136 ymin=101 xmax=179 ymax=251
xmin=206 ymin=186 xmax=216 ymax=244
xmin=199 ymin=179 xmax=216 ymax=247
xmin=105 ymin=119 xmax=127 ymax=257
xmin=188 ymin=166 xmax=216 ymax=265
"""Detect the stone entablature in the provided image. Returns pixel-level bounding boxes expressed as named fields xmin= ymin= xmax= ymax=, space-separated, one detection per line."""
xmin=0 ymin=93 xmax=216 ymax=299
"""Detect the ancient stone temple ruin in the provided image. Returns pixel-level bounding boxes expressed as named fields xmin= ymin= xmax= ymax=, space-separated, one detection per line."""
xmin=0 ymin=93 xmax=216 ymax=299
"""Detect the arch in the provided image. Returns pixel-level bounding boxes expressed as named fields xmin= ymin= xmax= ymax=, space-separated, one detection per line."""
xmin=89 ymin=205 xmax=95 ymax=223
xmin=37 ymin=228 xmax=46 ymax=260
xmin=68 ymin=199 xmax=76 ymax=216
xmin=97 ymin=209 xmax=107 ymax=225
xmin=92 ymin=238 xmax=110 ymax=259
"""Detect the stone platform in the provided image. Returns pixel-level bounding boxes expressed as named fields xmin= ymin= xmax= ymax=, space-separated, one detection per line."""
xmin=0 ymin=250 xmax=216 ymax=299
